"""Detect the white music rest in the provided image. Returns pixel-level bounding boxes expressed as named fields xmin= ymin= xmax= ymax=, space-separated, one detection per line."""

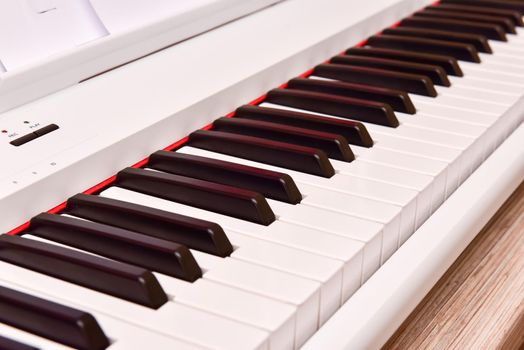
xmin=0 ymin=0 xmax=283 ymax=113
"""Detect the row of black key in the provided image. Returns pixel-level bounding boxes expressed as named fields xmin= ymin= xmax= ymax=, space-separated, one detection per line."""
xmin=3 ymin=1 xmax=521 ymax=348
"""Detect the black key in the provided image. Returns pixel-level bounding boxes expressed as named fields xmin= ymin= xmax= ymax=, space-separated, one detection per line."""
xmin=0 ymin=285 xmax=109 ymax=350
xmin=366 ymin=34 xmax=480 ymax=62
xmin=331 ymin=54 xmax=451 ymax=86
xmin=417 ymin=8 xmax=517 ymax=33
xmin=150 ymin=151 xmax=303 ymax=204
xmin=266 ymin=88 xmax=399 ymax=126
xmin=29 ymin=213 xmax=202 ymax=281
xmin=235 ymin=105 xmax=374 ymax=148
xmin=66 ymin=194 xmax=233 ymax=257
xmin=0 ymin=335 xmax=38 ymax=350
xmin=313 ymin=63 xmax=437 ymax=96
xmin=0 ymin=235 xmax=167 ymax=308
xmin=345 ymin=47 xmax=463 ymax=76
xmin=400 ymin=17 xmax=507 ymax=41
xmin=212 ymin=117 xmax=355 ymax=162
xmin=188 ymin=130 xmax=335 ymax=178
xmin=287 ymin=77 xmax=415 ymax=114
xmin=440 ymin=0 xmax=524 ymax=15
xmin=116 ymin=167 xmax=276 ymax=225
xmin=428 ymin=4 xmax=523 ymax=26
xmin=383 ymin=27 xmax=492 ymax=53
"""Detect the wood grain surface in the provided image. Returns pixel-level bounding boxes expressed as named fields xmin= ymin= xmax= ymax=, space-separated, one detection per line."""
xmin=384 ymin=181 xmax=524 ymax=350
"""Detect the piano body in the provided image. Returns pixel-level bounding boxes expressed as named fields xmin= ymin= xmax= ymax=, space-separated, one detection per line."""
xmin=0 ymin=0 xmax=523 ymax=349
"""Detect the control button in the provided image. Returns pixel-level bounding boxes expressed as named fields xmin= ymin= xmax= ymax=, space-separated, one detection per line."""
xmin=33 ymin=124 xmax=59 ymax=137
xmin=9 ymin=124 xmax=59 ymax=147
xmin=10 ymin=133 xmax=38 ymax=146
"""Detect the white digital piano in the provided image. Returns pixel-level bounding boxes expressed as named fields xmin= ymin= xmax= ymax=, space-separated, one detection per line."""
xmin=0 ymin=0 xmax=523 ymax=349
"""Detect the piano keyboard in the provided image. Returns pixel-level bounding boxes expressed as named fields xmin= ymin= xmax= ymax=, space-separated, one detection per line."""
xmin=1 ymin=0 xmax=524 ymax=349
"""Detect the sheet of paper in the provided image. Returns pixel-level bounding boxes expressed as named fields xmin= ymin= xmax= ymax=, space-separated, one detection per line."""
xmin=89 ymin=0 xmax=218 ymax=34
xmin=0 ymin=0 xmax=108 ymax=71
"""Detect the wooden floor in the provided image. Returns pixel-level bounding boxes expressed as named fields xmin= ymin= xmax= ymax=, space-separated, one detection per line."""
xmin=384 ymin=182 xmax=524 ymax=350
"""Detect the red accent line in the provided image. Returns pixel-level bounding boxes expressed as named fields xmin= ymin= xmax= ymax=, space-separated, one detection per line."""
xmin=163 ymin=136 xmax=190 ymax=152
xmin=48 ymin=202 xmax=68 ymax=214
xmin=249 ymin=94 xmax=268 ymax=106
xmin=355 ymin=39 xmax=368 ymax=47
xmin=390 ymin=21 xmax=401 ymax=28
xmin=84 ymin=176 xmax=118 ymax=195
xmin=202 ymin=123 xmax=214 ymax=131
xmin=132 ymin=158 xmax=150 ymax=169
xmin=7 ymin=222 xmax=30 ymax=236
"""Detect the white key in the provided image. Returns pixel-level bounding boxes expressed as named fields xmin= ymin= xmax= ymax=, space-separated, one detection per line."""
xmin=398 ymin=112 xmax=493 ymax=164
xmin=343 ymin=147 xmax=448 ymax=211
xmin=191 ymin=253 xmax=320 ymax=347
xmin=226 ymin=232 xmax=344 ymax=327
xmin=0 ymin=261 xmax=269 ymax=350
xmin=449 ymin=76 xmax=520 ymax=95
xmin=308 ymin=175 xmax=418 ymax=244
xmin=487 ymin=41 xmax=524 ymax=60
xmin=459 ymin=58 xmax=524 ymax=79
xmin=481 ymin=52 xmax=524 ymax=71
xmin=0 ymin=323 xmax=74 ymax=350
xmin=407 ymin=99 xmax=500 ymax=124
xmin=157 ymin=277 xmax=297 ymax=350
xmin=162 ymin=227 xmax=343 ymax=332
xmin=179 ymin=146 xmax=431 ymax=233
xmin=491 ymin=38 xmax=524 ymax=50
xmin=284 ymin=183 xmax=402 ymax=262
xmin=449 ymin=74 xmax=524 ymax=95
xmin=456 ymin=66 xmax=524 ymax=91
xmin=101 ymin=186 xmax=364 ymax=301
xmin=397 ymin=112 xmax=489 ymax=138
xmin=414 ymin=91 xmax=507 ymax=115
xmin=361 ymin=122 xmax=480 ymax=183
xmin=435 ymin=84 xmax=519 ymax=106
xmin=406 ymin=93 xmax=513 ymax=156
xmin=91 ymin=310 xmax=207 ymax=350
xmin=369 ymin=133 xmax=462 ymax=197
xmin=398 ymin=106 xmax=497 ymax=163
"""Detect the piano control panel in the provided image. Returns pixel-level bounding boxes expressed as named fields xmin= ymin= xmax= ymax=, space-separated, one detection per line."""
xmin=0 ymin=114 xmax=97 ymax=192
xmin=8 ymin=123 xmax=59 ymax=146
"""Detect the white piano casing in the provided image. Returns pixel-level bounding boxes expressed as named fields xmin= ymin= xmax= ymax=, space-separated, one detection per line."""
xmin=2 ymin=0 xmax=524 ymax=349
xmin=0 ymin=0 xmax=433 ymax=233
